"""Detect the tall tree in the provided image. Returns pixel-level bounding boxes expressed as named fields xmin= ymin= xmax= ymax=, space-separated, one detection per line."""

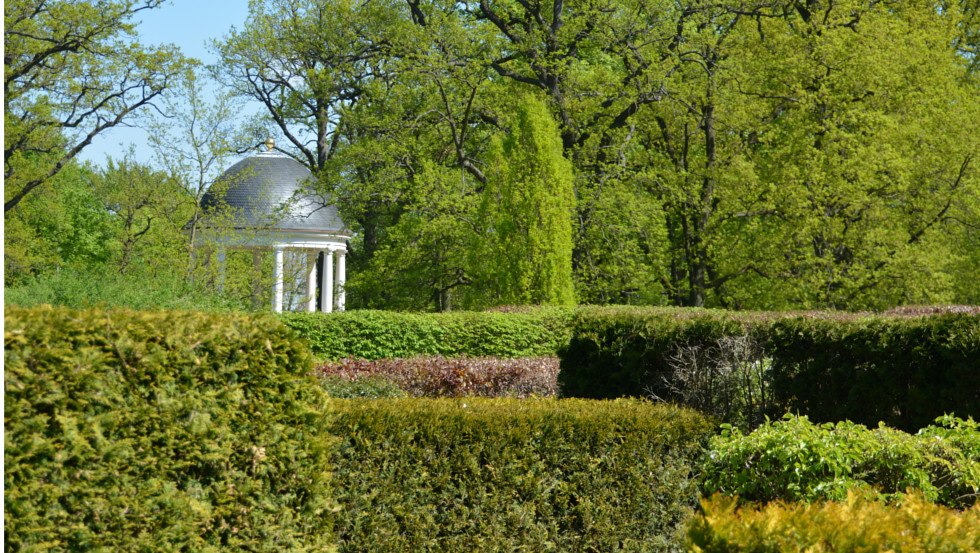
xmin=734 ymin=0 xmax=980 ymax=308
xmin=4 ymin=0 xmax=186 ymax=212
xmin=213 ymin=0 xmax=403 ymax=171
xmin=481 ymin=94 xmax=576 ymax=306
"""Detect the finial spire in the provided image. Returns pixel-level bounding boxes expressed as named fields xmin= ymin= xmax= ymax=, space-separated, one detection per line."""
xmin=265 ymin=137 xmax=275 ymax=151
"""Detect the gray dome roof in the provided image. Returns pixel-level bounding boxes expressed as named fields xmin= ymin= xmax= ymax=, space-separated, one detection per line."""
xmin=201 ymin=152 xmax=347 ymax=233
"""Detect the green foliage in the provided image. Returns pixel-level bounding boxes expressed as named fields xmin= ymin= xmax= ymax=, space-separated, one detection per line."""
xmin=317 ymin=374 xmax=408 ymax=399
xmin=767 ymin=313 xmax=980 ymax=431
xmin=480 ymin=93 xmax=576 ymax=306
xmin=4 ymin=266 xmax=245 ymax=312
xmin=558 ymin=306 xmax=747 ymax=400
xmin=281 ymin=307 xmax=574 ymax=360
xmin=686 ymin=493 xmax=980 ymax=552
xmin=4 ymin=306 xmax=335 ymax=551
xmin=700 ymin=415 xmax=980 ymax=509
xmin=331 ymin=398 xmax=714 ymax=552
xmin=4 ymin=162 xmax=118 ymax=282
xmin=559 ymin=308 xmax=980 ymax=431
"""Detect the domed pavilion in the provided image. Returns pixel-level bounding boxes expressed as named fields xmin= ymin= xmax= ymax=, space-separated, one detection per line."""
xmin=195 ymin=138 xmax=350 ymax=312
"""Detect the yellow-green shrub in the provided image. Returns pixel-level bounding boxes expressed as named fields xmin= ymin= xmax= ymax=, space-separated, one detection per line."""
xmin=686 ymin=493 xmax=980 ymax=552
xmin=331 ymin=398 xmax=713 ymax=552
xmin=4 ymin=306 xmax=335 ymax=552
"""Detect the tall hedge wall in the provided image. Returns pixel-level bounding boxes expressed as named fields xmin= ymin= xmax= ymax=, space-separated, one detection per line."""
xmin=558 ymin=307 xmax=746 ymax=400
xmin=330 ymin=398 xmax=713 ymax=552
xmin=281 ymin=307 xmax=573 ymax=360
xmin=558 ymin=308 xmax=980 ymax=431
xmin=767 ymin=315 xmax=980 ymax=431
xmin=4 ymin=306 xmax=335 ymax=552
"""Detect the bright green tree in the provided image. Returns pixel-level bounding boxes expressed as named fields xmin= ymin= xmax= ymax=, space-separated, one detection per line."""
xmin=481 ymin=94 xmax=576 ymax=306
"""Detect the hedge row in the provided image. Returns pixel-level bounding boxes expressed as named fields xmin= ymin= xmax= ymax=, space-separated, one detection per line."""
xmin=686 ymin=493 xmax=980 ymax=552
xmin=558 ymin=307 xmax=980 ymax=431
xmin=330 ymin=398 xmax=714 ymax=552
xmin=316 ymin=356 xmax=560 ymax=398
xmin=4 ymin=306 xmax=335 ymax=552
xmin=701 ymin=415 xmax=980 ymax=509
xmin=281 ymin=308 xmax=573 ymax=360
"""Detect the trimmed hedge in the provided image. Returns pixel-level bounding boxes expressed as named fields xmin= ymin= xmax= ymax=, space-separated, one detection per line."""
xmin=280 ymin=307 xmax=573 ymax=360
xmin=700 ymin=415 xmax=980 ymax=509
xmin=686 ymin=494 xmax=980 ymax=552
xmin=330 ymin=398 xmax=714 ymax=552
xmin=767 ymin=314 xmax=980 ymax=431
xmin=558 ymin=308 xmax=980 ymax=431
xmin=316 ymin=356 xmax=560 ymax=398
xmin=558 ymin=307 xmax=749 ymax=400
xmin=4 ymin=306 xmax=335 ymax=552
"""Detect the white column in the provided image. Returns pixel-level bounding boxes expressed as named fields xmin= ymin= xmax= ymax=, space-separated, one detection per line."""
xmin=216 ymin=248 xmax=226 ymax=293
xmin=335 ymin=249 xmax=346 ymax=312
xmin=251 ymin=250 xmax=262 ymax=309
xmin=272 ymin=246 xmax=284 ymax=313
xmin=306 ymin=251 xmax=317 ymax=312
xmin=320 ymin=250 xmax=334 ymax=313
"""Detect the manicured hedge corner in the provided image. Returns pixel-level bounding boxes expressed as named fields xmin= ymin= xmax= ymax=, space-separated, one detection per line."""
xmin=4 ymin=306 xmax=336 ymax=552
xmin=330 ymin=398 xmax=714 ymax=552
xmin=281 ymin=307 xmax=574 ymax=361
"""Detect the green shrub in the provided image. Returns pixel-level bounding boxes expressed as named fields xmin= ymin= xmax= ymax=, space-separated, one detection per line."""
xmin=767 ymin=314 xmax=980 ymax=431
xmin=316 ymin=356 xmax=560 ymax=398
xmin=4 ymin=306 xmax=335 ymax=552
xmin=557 ymin=306 xmax=749 ymax=400
xmin=700 ymin=415 xmax=980 ymax=508
xmin=558 ymin=308 xmax=980 ymax=431
xmin=685 ymin=493 xmax=980 ymax=552
xmin=282 ymin=307 xmax=573 ymax=360
xmin=4 ymin=266 xmax=245 ymax=311
xmin=331 ymin=398 xmax=714 ymax=552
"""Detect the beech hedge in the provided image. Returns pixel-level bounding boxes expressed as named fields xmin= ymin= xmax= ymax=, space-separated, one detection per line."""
xmin=558 ymin=308 xmax=980 ymax=431
xmin=4 ymin=306 xmax=335 ymax=552
xmin=280 ymin=308 xmax=573 ymax=360
xmin=330 ymin=398 xmax=713 ymax=552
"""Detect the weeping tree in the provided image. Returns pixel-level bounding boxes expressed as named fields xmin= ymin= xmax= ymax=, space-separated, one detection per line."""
xmin=480 ymin=94 xmax=576 ymax=306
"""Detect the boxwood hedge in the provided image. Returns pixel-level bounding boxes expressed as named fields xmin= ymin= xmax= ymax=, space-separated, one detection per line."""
xmin=4 ymin=306 xmax=335 ymax=552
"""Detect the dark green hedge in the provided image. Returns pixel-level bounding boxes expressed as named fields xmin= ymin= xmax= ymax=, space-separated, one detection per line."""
xmin=767 ymin=314 xmax=980 ymax=431
xmin=558 ymin=308 xmax=979 ymax=431
xmin=281 ymin=307 xmax=573 ymax=360
xmin=4 ymin=306 xmax=335 ymax=552
xmin=330 ymin=398 xmax=713 ymax=552
xmin=558 ymin=307 xmax=747 ymax=400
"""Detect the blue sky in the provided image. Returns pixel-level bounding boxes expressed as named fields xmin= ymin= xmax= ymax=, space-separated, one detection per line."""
xmin=79 ymin=0 xmax=252 ymax=166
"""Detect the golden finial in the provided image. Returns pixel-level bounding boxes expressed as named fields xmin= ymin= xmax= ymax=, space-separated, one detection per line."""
xmin=265 ymin=137 xmax=275 ymax=151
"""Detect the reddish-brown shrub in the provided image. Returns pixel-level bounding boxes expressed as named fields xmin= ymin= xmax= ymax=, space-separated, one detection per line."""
xmin=316 ymin=356 xmax=560 ymax=398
